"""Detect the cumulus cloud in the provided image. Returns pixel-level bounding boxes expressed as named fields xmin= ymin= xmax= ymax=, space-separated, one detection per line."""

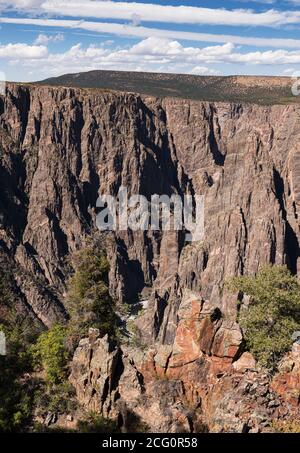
xmin=34 ymin=32 xmax=64 ymax=44
xmin=0 ymin=42 xmax=47 ymax=58
xmin=129 ymin=38 xmax=235 ymax=63
xmin=124 ymin=37 xmax=300 ymax=66
xmin=3 ymin=37 xmax=300 ymax=81
xmin=228 ymin=48 xmax=300 ymax=64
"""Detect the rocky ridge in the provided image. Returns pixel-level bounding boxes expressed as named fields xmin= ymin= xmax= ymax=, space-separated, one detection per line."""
xmin=40 ymin=71 xmax=298 ymax=105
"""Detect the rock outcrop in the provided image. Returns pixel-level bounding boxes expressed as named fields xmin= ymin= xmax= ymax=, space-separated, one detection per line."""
xmin=271 ymin=343 xmax=300 ymax=407
xmin=69 ymin=327 xmax=300 ymax=433
xmin=1 ymin=83 xmax=300 ymax=431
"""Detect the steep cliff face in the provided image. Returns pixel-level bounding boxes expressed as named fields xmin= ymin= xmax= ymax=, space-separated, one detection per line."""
xmin=1 ymin=83 xmax=300 ymax=431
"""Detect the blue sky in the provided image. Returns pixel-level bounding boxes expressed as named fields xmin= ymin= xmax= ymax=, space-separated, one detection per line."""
xmin=0 ymin=0 xmax=300 ymax=81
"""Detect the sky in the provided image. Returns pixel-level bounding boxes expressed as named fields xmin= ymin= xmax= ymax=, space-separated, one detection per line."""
xmin=0 ymin=0 xmax=300 ymax=81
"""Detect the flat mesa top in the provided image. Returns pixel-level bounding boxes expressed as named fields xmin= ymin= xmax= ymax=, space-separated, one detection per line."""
xmin=37 ymin=70 xmax=300 ymax=105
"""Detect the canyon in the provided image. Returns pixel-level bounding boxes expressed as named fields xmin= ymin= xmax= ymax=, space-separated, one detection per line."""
xmin=0 ymin=82 xmax=300 ymax=432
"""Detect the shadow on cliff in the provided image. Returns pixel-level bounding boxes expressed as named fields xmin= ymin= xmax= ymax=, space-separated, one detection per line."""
xmin=273 ymin=168 xmax=299 ymax=274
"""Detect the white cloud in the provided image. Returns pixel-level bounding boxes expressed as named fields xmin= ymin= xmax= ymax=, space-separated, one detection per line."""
xmin=0 ymin=42 xmax=47 ymax=58
xmin=237 ymin=0 xmax=276 ymax=3
xmin=3 ymin=39 xmax=228 ymax=78
xmin=0 ymin=0 xmax=43 ymax=7
xmin=1 ymin=17 xmax=300 ymax=49
xmin=228 ymin=48 xmax=300 ymax=64
xmin=1 ymin=1 xmax=300 ymax=28
xmin=129 ymin=38 xmax=235 ymax=62
xmin=38 ymin=1 xmax=300 ymax=28
xmin=283 ymin=67 xmax=296 ymax=74
xmin=128 ymin=38 xmax=300 ymax=66
xmin=34 ymin=32 xmax=64 ymax=44
xmin=190 ymin=66 xmax=220 ymax=76
xmin=4 ymin=37 xmax=300 ymax=82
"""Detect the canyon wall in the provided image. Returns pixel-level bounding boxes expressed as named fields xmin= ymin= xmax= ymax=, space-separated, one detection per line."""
xmin=1 ymin=84 xmax=300 ymax=431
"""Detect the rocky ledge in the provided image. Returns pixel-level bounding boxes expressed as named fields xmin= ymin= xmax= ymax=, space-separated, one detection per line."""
xmin=69 ymin=315 xmax=300 ymax=433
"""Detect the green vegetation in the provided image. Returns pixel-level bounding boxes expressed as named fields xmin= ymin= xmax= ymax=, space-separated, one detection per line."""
xmin=66 ymin=244 xmax=118 ymax=348
xmin=31 ymin=324 xmax=69 ymax=385
xmin=34 ymin=381 xmax=77 ymax=418
xmin=0 ymin=268 xmax=13 ymax=309
xmin=77 ymin=412 xmax=118 ymax=433
xmin=39 ymin=71 xmax=300 ymax=106
xmin=0 ymin=322 xmax=34 ymax=433
xmin=0 ymin=362 xmax=33 ymax=432
xmin=0 ymin=345 xmax=34 ymax=432
xmin=30 ymin=324 xmax=78 ymax=419
xmin=0 ymin=317 xmax=68 ymax=432
xmin=126 ymin=319 xmax=146 ymax=350
xmin=32 ymin=412 xmax=117 ymax=433
xmin=0 ymin=267 xmax=39 ymax=432
xmin=31 ymin=423 xmax=76 ymax=433
xmin=76 ymin=410 xmax=149 ymax=433
xmin=227 ymin=265 xmax=300 ymax=370
xmin=0 ymin=242 xmax=119 ymax=432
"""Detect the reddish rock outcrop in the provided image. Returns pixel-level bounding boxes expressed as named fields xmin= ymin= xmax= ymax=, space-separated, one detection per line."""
xmin=69 ymin=326 xmax=300 ymax=432
xmin=271 ymin=343 xmax=300 ymax=407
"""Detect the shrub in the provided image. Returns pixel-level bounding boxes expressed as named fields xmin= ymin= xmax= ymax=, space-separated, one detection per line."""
xmin=0 ymin=268 xmax=39 ymax=432
xmin=32 ymin=423 xmax=76 ymax=433
xmin=66 ymin=245 xmax=118 ymax=347
xmin=0 ymin=319 xmax=36 ymax=432
xmin=77 ymin=412 xmax=118 ymax=433
xmin=32 ymin=324 xmax=69 ymax=385
xmin=127 ymin=320 xmax=146 ymax=350
xmin=0 ymin=244 xmax=119 ymax=430
xmin=226 ymin=265 xmax=300 ymax=370
xmin=0 ymin=268 xmax=13 ymax=310
xmin=34 ymin=381 xmax=77 ymax=417
xmin=0 ymin=359 xmax=33 ymax=432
